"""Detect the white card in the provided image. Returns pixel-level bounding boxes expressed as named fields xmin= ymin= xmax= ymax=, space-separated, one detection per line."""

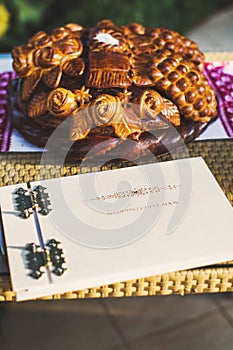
xmin=0 ymin=157 xmax=233 ymax=301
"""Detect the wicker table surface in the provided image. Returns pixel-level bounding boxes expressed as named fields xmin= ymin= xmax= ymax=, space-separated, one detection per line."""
xmin=0 ymin=52 xmax=233 ymax=301
xmin=0 ymin=139 xmax=232 ymax=301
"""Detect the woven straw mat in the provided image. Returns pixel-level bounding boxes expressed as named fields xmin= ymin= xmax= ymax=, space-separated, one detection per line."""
xmin=0 ymin=52 xmax=233 ymax=301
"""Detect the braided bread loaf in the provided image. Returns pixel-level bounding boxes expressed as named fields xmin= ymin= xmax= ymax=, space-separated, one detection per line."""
xmin=9 ymin=19 xmax=218 ymax=159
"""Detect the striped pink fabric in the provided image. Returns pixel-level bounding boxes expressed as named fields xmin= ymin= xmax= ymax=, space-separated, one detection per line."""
xmin=204 ymin=62 xmax=233 ymax=138
xmin=0 ymin=71 xmax=17 ymax=151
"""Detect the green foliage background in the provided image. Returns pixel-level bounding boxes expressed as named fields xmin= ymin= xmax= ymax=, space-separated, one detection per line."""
xmin=0 ymin=0 xmax=232 ymax=52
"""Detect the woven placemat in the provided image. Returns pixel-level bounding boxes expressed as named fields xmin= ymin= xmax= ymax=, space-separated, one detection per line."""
xmin=0 ymin=139 xmax=232 ymax=301
xmin=0 ymin=51 xmax=233 ymax=301
xmin=204 ymin=51 xmax=233 ymax=62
